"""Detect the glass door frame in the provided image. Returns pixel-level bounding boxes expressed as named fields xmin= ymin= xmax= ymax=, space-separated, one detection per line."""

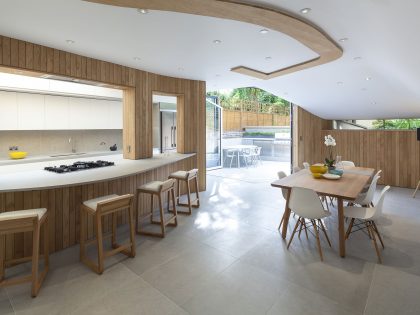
xmin=206 ymin=98 xmax=223 ymax=170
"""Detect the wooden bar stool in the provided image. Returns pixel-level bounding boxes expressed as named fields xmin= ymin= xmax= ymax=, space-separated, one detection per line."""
xmin=136 ymin=179 xmax=177 ymax=238
xmin=169 ymin=169 xmax=200 ymax=215
xmin=0 ymin=208 xmax=49 ymax=297
xmin=80 ymin=194 xmax=135 ymax=275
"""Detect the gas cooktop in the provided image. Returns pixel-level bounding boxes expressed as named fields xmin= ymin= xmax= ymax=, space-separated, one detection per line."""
xmin=44 ymin=160 xmax=115 ymax=174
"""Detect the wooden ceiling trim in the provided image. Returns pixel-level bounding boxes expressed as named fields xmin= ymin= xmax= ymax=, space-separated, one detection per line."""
xmin=85 ymin=0 xmax=342 ymax=79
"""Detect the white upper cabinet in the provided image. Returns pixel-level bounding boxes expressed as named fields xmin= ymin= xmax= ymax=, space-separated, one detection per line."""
xmin=0 ymin=91 xmax=122 ymax=130
xmin=0 ymin=91 xmax=18 ymax=130
xmin=17 ymin=93 xmax=45 ymax=130
xmin=45 ymin=95 xmax=70 ymax=130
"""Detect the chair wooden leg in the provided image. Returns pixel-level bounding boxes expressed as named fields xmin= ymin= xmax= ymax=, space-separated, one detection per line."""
xmin=287 ymin=218 xmax=301 ymax=249
xmin=0 ymin=235 xmax=5 ymax=282
xmin=345 ymin=218 xmax=355 ymax=239
xmin=95 ymin=213 xmax=104 ymax=274
xmin=31 ymin=221 xmax=40 ymax=297
xmin=368 ymin=223 xmax=382 ymax=263
xmin=298 ymin=219 xmax=304 ymax=238
xmin=372 ymin=221 xmax=385 ymax=249
xmin=177 ymin=179 xmax=181 ymax=206
xmin=312 ymin=219 xmax=324 ymax=261
xmin=158 ymin=194 xmax=166 ymax=237
xmin=278 ymin=213 xmax=284 ymax=230
xmin=302 ymin=219 xmax=309 ymax=240
xmin=365 ymin=221 xmax=372 ymax=239
xmin=412 ymin=180 xmax=420 ymax=198
xmin=319 ymin=219 xmax=332 ymax=247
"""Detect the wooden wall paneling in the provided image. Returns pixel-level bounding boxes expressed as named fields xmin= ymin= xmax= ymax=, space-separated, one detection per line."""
xmin=33 ymin=45 xmax=41 ymax=71
xmin=10 ymin=38 xmax=18 ymax=67
xmin=2 ymin=37 xmax=10 ymax=66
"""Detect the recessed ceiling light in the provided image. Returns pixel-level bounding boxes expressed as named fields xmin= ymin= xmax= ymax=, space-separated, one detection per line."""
xmin=178 ymin=67 xmax=184 ymax=71
xmin=265 ymin=56 xmax=272 ymax=60
xmin=353 ymin=56 xmax=362 ymax=61
xmin=133 ymin=57 xmax=141 ymax=61
xmin=337 ymin=81 xmax=344 ymax=85
xmin=137 ymin=8 xmax=149 ymax=14
xmin=371 ymin=101 xmax=377 ymax=105
xmin=366 ymin=76 xmax=372 ymax=81
xmin=260 ymin=29 xmax=269 ymax=34
xmin=213 ymin=39 xmax=222 ymax=44
xmin=65 ymin=39 xmax=75 ymax=44
xmin=339 ymin=38 xmax=348 ymax=42
xmin=300 ymin=8 xmax=311 ymax=14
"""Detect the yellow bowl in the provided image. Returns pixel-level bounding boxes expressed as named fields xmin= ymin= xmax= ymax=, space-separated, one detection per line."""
xmin=312 ymin=172 xmax=323 ymax=179
xmin=310 ymin=164 xmax=328 ymax=175
xmin=9 ymin=151 xmax=27 ymax=159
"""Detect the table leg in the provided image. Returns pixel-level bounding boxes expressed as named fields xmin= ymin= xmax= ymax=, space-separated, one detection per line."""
xmin=281 ymin=189 xmax=292 ymax=239
xmin=337 ymin=197 xmax=346 ymax=257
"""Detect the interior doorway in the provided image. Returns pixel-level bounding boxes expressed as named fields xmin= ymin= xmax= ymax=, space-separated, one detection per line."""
xmin=152 ymin=94 xmax=177 ymax=154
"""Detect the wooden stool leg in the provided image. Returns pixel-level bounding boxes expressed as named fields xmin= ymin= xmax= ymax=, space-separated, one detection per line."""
xmin=80 ymin=209 xmax=86 ymax=261
xmin=128 ymin=204 xmax=136 ymax=257
xmin=177 ymin=179 xmax=181 ymax=206
xmin=95 ymin=213 xmax=104 ymax=274
xmin=194 ymin=177 xmax=200 ymax=207
xmin=150 ymin=194 xmax=154 ymax=223
xmin=43 ymin=218 xmax=49 ymax=269
xmin=186 ymin=180 xmax=192 ymax=215
xmin=0 ymin=235 xmax=5 ymax=282
xmin=158 ymin=194 xmax=166 ymax=237
xmin=31 ymin=221 xmax=40 ymax=297
xmin=171 ymin=188 xmax=178 ymax=226
xmin=136 ymin=191 xmax=140 ymax=232
xmin=112 ymin=213 xmax=117 ymax=247
xmin=167 ymin=190 xmax=170 ymax=212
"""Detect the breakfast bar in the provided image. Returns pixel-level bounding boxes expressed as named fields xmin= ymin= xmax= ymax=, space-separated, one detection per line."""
xmin=0 ymin=153 xmax=196 ymax=260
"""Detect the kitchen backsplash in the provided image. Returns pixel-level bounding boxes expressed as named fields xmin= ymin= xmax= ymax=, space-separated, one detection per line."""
xmin=0 ymin=130 xmax=122 ymax=158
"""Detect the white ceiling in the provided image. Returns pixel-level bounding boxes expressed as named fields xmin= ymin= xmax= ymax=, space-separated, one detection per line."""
xmin=0 ymin=0 xmax=419 ymax=119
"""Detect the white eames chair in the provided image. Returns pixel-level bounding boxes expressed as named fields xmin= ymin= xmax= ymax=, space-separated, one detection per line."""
xmin=341 ymin=160 xmax=355 ymax=167
xmin=344 ymin=186 xmax=390 ymax=263
xmin=287 ymin=187 xmax=332 ymax=261
xmin=303 ymin=162 xmax=310 ymax=170
xmin=354 ymin=175 xmax=380 ymax=207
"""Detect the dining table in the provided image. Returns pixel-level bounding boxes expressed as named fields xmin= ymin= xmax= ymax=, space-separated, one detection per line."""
xmin=223 ymin=145 xmax=257 ymax=168
xmin=271 ymin=166 xmax=375 ymax=257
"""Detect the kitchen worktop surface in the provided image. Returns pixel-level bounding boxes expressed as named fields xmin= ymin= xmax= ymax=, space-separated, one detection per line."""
xmin=0 ymin=152 xmax=195 ymax=192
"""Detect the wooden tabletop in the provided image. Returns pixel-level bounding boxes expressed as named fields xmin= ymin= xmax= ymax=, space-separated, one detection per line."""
xmin=271 ymin=167 xmax=375 ymax=200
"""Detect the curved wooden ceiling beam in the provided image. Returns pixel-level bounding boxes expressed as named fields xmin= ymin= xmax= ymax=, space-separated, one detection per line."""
xmin=85 ymin=0 xmax=343 ymax=80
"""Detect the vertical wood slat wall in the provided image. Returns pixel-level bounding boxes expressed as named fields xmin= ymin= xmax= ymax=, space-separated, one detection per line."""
xmin=294 ymin=106 xmax=420 ymax=189
xmin=0 ymin=34 xmax=206 ymax=190
xmin=0 ymin=157 xmax=195 ymax=260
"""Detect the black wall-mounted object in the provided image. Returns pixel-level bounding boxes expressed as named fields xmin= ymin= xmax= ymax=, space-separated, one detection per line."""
xmin=417 ymin=128 xmax=420 ymax=141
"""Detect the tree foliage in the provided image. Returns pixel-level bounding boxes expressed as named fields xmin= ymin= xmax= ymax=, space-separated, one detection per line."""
xmin=372 ymin=119 xmax=420 ymax=129
xmin=207 ymin=87 xmax=289 ymax=115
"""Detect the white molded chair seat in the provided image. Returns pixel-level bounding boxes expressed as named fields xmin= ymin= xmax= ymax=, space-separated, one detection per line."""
xmin=287 ymin=187 xmax=332 ymax=261
xmin=0 ymin=208 xmax=47 ymax=221
xmin=83 ymin=194 xmax=119 ymax=211
xmin=344 ymin=206 xmax=376 ymax=220
xmin=354 ymin=175 xmax=380 ymax=206
xmin=344 ymin=185 xmax=390 ymax=263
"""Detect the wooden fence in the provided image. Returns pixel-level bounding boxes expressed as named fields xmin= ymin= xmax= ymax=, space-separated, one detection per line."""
xmin=223 ymin=110 xmax=290 ymax=131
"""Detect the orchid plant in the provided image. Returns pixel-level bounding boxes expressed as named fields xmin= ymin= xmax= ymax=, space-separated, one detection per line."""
xmin=324 ymin=135 xmax=336 ymax=168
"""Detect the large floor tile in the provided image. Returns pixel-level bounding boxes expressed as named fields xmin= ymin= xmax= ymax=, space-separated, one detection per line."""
xmin=141 ymin=243 xmax=237 ymax=305
xmin=364 ymin=265 xmax=420 ymax=315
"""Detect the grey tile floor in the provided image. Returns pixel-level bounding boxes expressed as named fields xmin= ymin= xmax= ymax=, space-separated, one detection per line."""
xmin=1 ymin=162 xmax=420 ymax=314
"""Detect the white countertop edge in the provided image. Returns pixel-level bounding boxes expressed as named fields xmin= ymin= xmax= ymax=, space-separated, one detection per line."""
xmin=0 ymin=153 xmax=196 ymax=193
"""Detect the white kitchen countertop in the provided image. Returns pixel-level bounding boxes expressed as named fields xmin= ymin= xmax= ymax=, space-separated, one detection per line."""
xmin=0 ymin=152 xmax=195 ymax=192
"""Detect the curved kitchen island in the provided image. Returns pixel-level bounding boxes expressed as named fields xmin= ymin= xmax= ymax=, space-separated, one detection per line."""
xmin=0 ymin=153 xmax=196 ymax=259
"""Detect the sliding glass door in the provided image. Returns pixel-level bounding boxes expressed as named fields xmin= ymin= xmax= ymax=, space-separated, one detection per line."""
xmin=206 ymin=99 xmax=222 ymax=169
